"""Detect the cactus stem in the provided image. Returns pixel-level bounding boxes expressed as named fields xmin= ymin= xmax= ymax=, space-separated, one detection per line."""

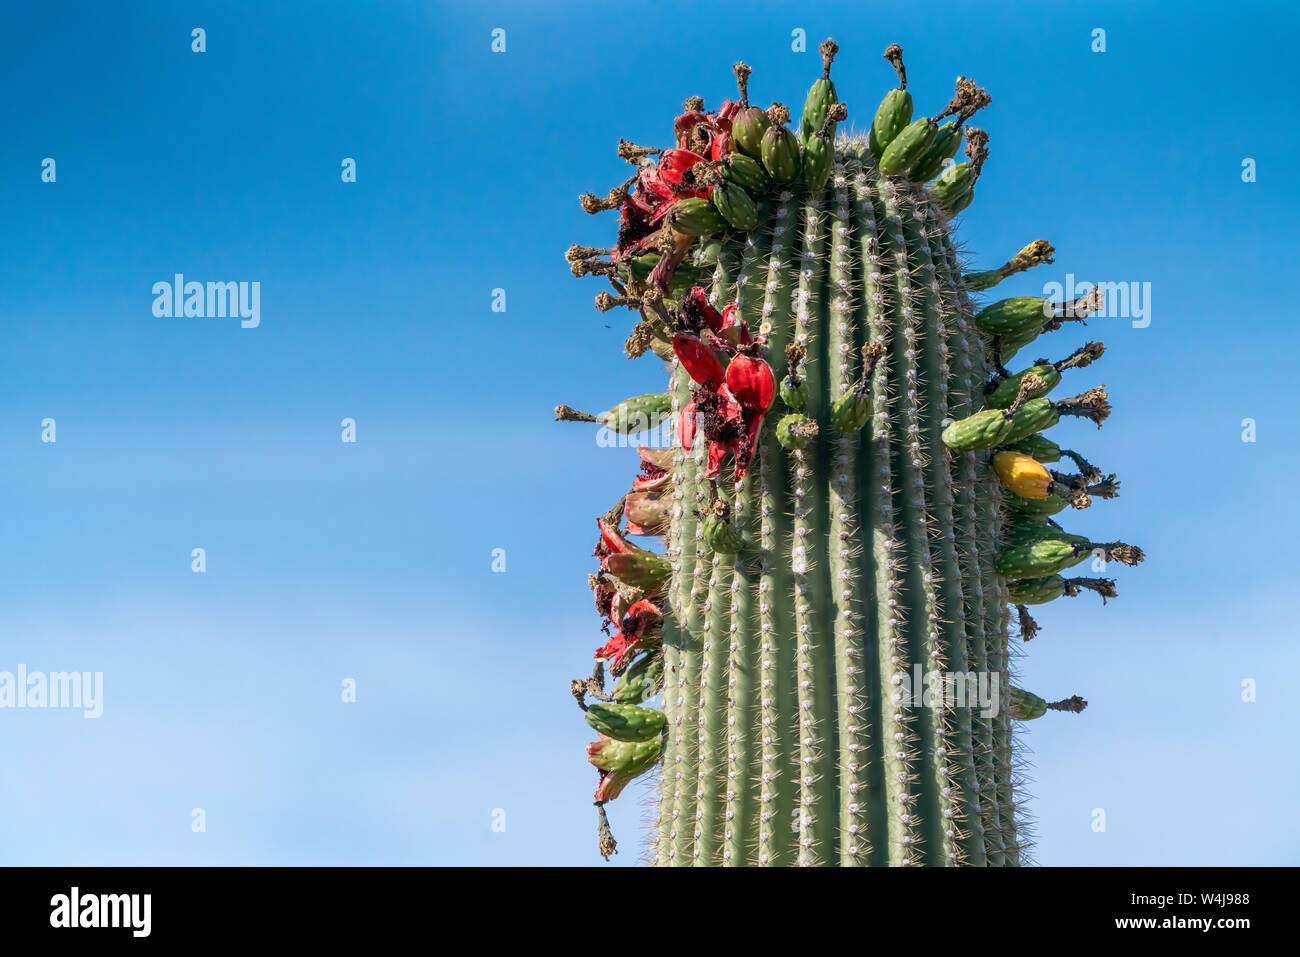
xmin=1079 ymin=541 xmax=1145 ymax=565
xmin=1058 ymin=285 xmax=1105 ymax=321
xmin=572 ymin=662 xmax=615 ymax=709
xmin=1050 ymin=339 xmax=1106 ymax=372
xmin=594 ymin=291 xmax=642 ymax=313
xmin=757 ymin=192 xmax=800 ymax=866
xmin=566 ymin=244 xmax=613 ymax=262
xmin=1063 ymin=576 xmax=1118 ymax=602
xmin=827 ymin=168 xmax=870 ymax=863
xmin=967 ymin=240 xmax=1055 ymax=291
xmin=934 ymin=203 xmax=999 ymax=862
xmin=580 ymin=173 xmax=640 ymax=214
xmin=988 ymin=335 xmax=1013 ymax=384
xmin=1046 ymin=695 xmax=1088 ymax=714
xmin=791 ymin=182 xmax=835 ymax=865
xmin=1004 ymin=373 xmax=1045 ymax=419
xmin=883 ymin=43 xmax=908 ymax=90
xmin=911 ymin=190 xmax=980 ymax=864
xmin=732 ymin=62 xmax=752 ymax=109
xmin=1058 ymin=448 xmax=1102 ymax=482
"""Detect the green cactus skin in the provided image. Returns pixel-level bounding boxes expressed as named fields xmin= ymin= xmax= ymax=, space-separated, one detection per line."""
xmin=722 ymin=153 xmax=768 ymax=194
xmin=870 ymin=89 xmax=912 ymax=158
xmin=586 ymin=702 xmax=668 ymax=742
xmin=713 ymin=181 xmax=760 ymax=231
xmin=663 ymin=148 xmax=1035 ymax=866
xmin=565 ymin=46 xmax=1140 ymax=866
xmin=932 ymin=161 xmax=975 ymax=212
xmin=1006 ymin=488 xmax=1071 ymax=520
xmin=612 ymin=653 xmax=663 ymax=703
xmin=908 ymin=120 xmax=962 ymax=181
xmin=800 ymin=38 xmax=840 ymax=142
xmin=986 ymin=364 xmax=1060 ymax=409
xmin=1010 ymin=433 xmax=1062 ymax=463
xmin=670 ymin=197 xmax=728 ymax=237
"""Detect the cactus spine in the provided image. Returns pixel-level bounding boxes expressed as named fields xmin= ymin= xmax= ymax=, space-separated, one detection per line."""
xmin=562 ymin=40 xmax=1143 ymax=865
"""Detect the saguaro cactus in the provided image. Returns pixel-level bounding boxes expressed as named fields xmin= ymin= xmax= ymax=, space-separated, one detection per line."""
xmin=561 ymin=40 xmax=1143 ymax=866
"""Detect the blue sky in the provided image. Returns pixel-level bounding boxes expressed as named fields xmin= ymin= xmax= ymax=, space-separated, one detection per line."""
xmin=0 ymin=0 xmax=1296 ymax=865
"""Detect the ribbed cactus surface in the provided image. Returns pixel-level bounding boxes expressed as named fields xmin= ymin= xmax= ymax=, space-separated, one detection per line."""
xmin=562 ymin=40 xmax=1142 ymax=866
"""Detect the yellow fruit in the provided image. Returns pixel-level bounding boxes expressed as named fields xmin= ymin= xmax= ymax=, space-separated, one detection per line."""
xmin=992 ymin=451 xmax=1052 ymax=500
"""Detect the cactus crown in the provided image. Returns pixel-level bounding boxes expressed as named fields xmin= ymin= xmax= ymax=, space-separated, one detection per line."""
xmin=561 ymin=38 xmax=1143 ymax=865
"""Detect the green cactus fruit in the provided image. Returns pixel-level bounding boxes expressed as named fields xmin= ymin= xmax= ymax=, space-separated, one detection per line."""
xmin=702 ymin=507 xmax=745 ymax=554
xmin=1009 ymin=433 xmax=1062 ymax=463
xmin=800 ymin=38 xmax=840 ymax=141
xmin=908 ymin=120 xmax=962 ymax=181
xmin=775 ymin=412 xmax=818 ymax=450
xmin=555 ymin=394 xmax=672 ymax=435
xmin=1002 ymin=386 xmax=1111 ymax=445
xmin=731 ymin=63 xmax=772 ymax=162
xmin=1006 ymin=575 xmax=1067 ymax=605
xmin=987 ymin=364 xmax=1060 ymax=409
xmin=563 ymin=40 xmax=1139 ymax=866
xmin=605 ymin=549 xmax=672 ymax=591
xmin=722 ymin=153 xmax=768 ymax=194
xmin=612 ymin=653 xmax=664 ymax=704
xmin=779 ymin=376 xmax=807 ymax=412
xmin=966 ymin=240 xmax=1056 ymax=292
xmin=669 ymin=197 xmax=728 ymax=237
xmin=622 ymin=253 xmax=701 ymax=299
xmin=734 ymin=107 xmax=771 ymax=160
xmin=1006 ymin=488 xmax=1071 ymax=520
xmin=760 ymin=103 xmax=801 ymax=183
xmin=587 ymin=736 xmax=663 ymax=773
xmin=1006 ymin=687 xmax=1048 ymax=721
xmin=941 ymin=407 xmax=1018 ymax=453
xmin=712 ymin=181 xmax=759 ymax=231
xmin=996 ymin=526 xmax=1142 ymax=579
xmin=803 ymin=103 xmax=849 ymax=191
xmin=1009 ymin=574 xmax=1118 ymax=606
xmin=878 ymin=117 xmax=938 ymax=176
xmin=869 ymin=89 xmax=912 ymax=157
xmin=869 ymin=43 xmax=912 ymax=157
xmin=585 ymin=702 xmax=667 ymax=742
xmin=932 ymin=161 xmax=975 ymax=211
xmin=985 ymin=344 xmax=1109 ymax=416
xmin=975 ymin=296 xmax=1052 ymax=340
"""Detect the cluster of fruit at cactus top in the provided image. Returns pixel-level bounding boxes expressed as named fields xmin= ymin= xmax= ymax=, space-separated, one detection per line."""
xmin=559 ymin=39 xmax=1144 ymax=865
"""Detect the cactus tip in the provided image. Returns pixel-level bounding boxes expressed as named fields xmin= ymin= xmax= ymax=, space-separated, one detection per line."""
xmin=596 ymin=802 xmax=618 ymax=860
xmin=820 ymin=37 xmax=839 ymax=78
xmin=883 ymin=43 xmax=907 ymax=89
xmin=1047 ymin=695 xmax=1088 ymax=714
